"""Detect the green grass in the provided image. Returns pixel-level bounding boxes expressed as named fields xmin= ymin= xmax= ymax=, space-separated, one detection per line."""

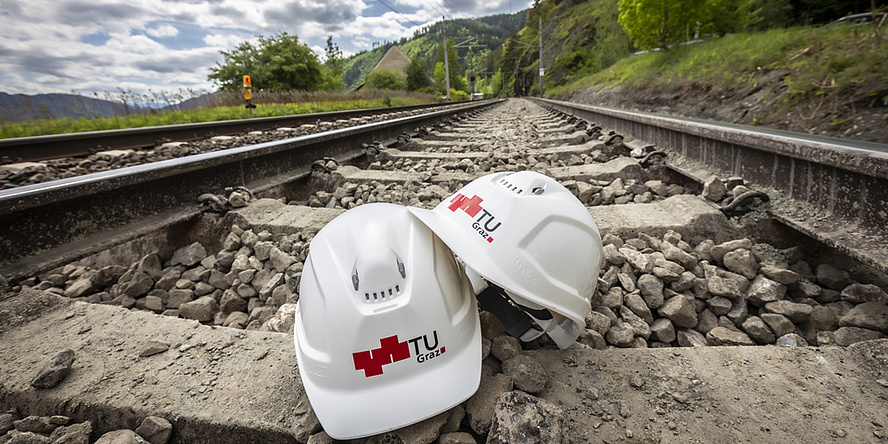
xmin=549 ymin=24 xmax=888 ymax=107
xmin=0 ymin=92 xmax=436 ymax=139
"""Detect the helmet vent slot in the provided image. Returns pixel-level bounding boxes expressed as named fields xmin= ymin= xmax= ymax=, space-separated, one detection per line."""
xmin=497 ymin=178 xmax=524 ymax=195
xmin=363 ymin=284 xmax=403 ymax=303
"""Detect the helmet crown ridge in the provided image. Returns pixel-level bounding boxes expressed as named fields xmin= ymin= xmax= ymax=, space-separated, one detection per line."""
xmin=352 ymin=246 xmax=407 ymax=303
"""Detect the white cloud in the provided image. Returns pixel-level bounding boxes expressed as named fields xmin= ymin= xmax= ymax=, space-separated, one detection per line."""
xmin=146 ymin=24 xmax=180 ymax=38
xmin=0 ymin=0 xmax=527 ymax=95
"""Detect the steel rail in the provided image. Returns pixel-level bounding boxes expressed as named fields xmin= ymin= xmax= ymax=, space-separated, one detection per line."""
xmin=533 ymin=97 xmax=888 ymax=273
xmin=0 ymin=101 xmax=477 ymax=162
xmin=0 ymin=100 xmax=502 ymax=280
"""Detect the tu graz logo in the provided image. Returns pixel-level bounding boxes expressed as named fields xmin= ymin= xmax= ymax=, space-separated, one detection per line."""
xmin=447 ymin=194 xmax=502 ymax=243
xmin=352 ymin=331 xmax=445 ymax=377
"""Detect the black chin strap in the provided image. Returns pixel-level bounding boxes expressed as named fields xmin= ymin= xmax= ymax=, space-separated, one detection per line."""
xmin=476 ymin=283 xmax=551 ymax=339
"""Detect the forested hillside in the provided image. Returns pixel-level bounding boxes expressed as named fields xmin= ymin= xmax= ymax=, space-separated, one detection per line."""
xmin=341 ymin=13 xmax=526 ymax=90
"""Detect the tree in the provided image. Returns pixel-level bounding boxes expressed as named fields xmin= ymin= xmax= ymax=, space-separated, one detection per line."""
xmin=208 ymin=32 xmax=323 ymax=92
xmin=617 ymin=0 xmax=710 ymax=51
xmin=322 ymin=36 xmax=345 ymax=91
xmin=325 ymin=36 xmax=344 ymax=77
xmin=490 ymin=70 xmax=504 ymax=97
xmin=406 ymin=58 xmax=430 ymax=91
xmin=364 ymin=69 xmax=407 ymax=91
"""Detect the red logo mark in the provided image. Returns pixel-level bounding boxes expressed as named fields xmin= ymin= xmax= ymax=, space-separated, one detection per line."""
xmin=353 ymin=335 xmax=410 ymax=377
xmin=448 ymin=194 xmax=484 ymax=217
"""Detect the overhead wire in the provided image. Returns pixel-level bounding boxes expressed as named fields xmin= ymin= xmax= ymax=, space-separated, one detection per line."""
xmin=429 ymin=0 xmax=450 ymax=18
xmin=376 ymin=0 xmax=425 ymax=28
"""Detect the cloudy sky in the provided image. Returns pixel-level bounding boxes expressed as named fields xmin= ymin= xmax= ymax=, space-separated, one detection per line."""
xmin=0 ymin=0 xmax=530 ymax=97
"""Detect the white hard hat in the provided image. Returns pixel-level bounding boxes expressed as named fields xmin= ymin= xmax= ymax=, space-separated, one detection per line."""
xmin=409 ymin=171 xmax=603 ymax=349
xmin=294 ymin=203 xmax=481 ymax=440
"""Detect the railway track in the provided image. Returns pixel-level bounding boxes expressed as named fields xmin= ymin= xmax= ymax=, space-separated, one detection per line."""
xmin=1 ymin=99 xmax=887 ymax=443
xmin=0 ymin=101 xmax=470 ymax=163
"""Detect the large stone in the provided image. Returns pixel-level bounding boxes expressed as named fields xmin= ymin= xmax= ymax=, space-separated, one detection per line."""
xmin=746 ymin=275 xmax=786 ymax=306
xmin=662 ymin=244 xmax=697 ymax=270
xmin=178 ymin=296 xmax=219 ymax=322
xmin=170 ymin=242 xmax=207 ymax=267
xmin=134 ymin=416 xmax=172 ymax=444
xmin=807 ymin=306 xmax=839 ymax=332
xmin=291 ymin=396 xmax=321 ymax=443
xmin=695 ymin=308 xmax=719 ymax=334
xmin=259 ymin=273 xmax=284 ymax=301
xmin=13 ymin=416 xmax=56 ymax=434
xmin=706 ymin=296 xmax=733 ymax=316
xmin=0 ymin=412 xmax=18 ymax=434
xmin=741 ymin=316 xmax=776 ymax=344
xmin=723 ymin=249 xmax=757 ymax=280
xmin=165 ymin=289 xmax=193 ymax=309
xmin=585 ymin=311 xmax=611 ymax=336
xmin=658 ymin=295 xmax=698 ymax=328
xmin=764 ymin=301 xmax=813 ymax=323
xmin=223 ymin=311 xmax=249 ymax=329
xmin=759 ymin=265 xmax=800 ymax=285
xmin=623 ymin=292 xmax=654 ymax=324
xmin=49 ymin=420 xmax=92 ymax=444
xmin=676 ymin=329 xmax=708 ymax=347
xmin=480 ymin=311 xmax=506 ymax=340
xmin=839 ymin=302 xmax=888 ymax=334
xmin=605 ymin=320 xmax=635 ymax=347
xmin=64 ymin=276 xmax=97 ymax=298
xmin=122 ymin=271 xmax=154 ymax=298
xmin=602 ymin=244 xmax=626 ymax=265
xmin=619 ymin=248 xmax=653 ymax=273
xmin=269 ymin=247 xmax=294 ymax=272
xmin=7 ymin=432 xmax=53 ymax=443
xmin=137 ymin=254 xmax=164 ymax=281
xmin=840 ymin=283 xmax=888 ymax=304
xmin=760 ymin=313 xmax=796 ymax=338
xmin=466 ymin=373 xmax=513 ymax=434
xmin=702 ymin=176 xmax=726 ymax=202
xmin=708 ymin=276 xmax=743 ymax=300
xmin=636 ymin=274 xmax=665 ymax=309
xmin=726 ymin=297 xmax=748 ymax=325
xmin=815 ymin=264 xmax=851 ymax=290
xmin=487 ymin=391 xmax=565 ymax=444
xmin=578 ymin=329 xmax=607 ymax=350
xmin=776 ymin=333 xmax=809 ymax=347
xmin=94 ymin=429 xmax=149 ymax=444
xmin=491 ymin=336 xmax=521 ymax=362
xmin=650 ymin=318 xmax=676 ymax=343
xmin=620 ymin=305 xmax=651 ymax=340
xmin=706 ymin=327 xmax=755 ymax=346
xmin=220 ymin=290 xmax=248 ymax=314
xmin=834 ymin=327 xmax=887 ymax=346
xmin=502 ymin=354 xmax=547 ymax=394
xmin=30 ymin=349 xmax=74 ymax=389
xmin=711 ymin=239 xmax=752 ymax=264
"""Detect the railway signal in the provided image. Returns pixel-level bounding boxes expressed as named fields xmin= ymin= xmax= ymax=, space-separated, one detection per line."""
xmin=243 ymin=75 xmax=256 ymax=117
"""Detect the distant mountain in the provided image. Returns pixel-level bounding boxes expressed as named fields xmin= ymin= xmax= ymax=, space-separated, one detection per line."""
xmin=0 ymin=92 xmax=139 ymax=124
xmin=341 ymin=12 xmax=528 ymax=89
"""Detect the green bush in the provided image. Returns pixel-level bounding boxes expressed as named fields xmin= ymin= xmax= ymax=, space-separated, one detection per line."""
xmin=449 ymin=90 xmax=470 ymax=102
xmin=364 ymin=69 xmax=408 ymax=91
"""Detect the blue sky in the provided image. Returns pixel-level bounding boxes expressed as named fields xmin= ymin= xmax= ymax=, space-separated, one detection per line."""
xmin=0 ymin=0 xmax=531 ymax=97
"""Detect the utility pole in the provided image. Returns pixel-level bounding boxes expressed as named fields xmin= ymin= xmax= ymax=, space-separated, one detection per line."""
xmin=539 ymin=16 xmax=544 ymax=97
xmin=443 ymin=17 xmax=451 ymax=101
